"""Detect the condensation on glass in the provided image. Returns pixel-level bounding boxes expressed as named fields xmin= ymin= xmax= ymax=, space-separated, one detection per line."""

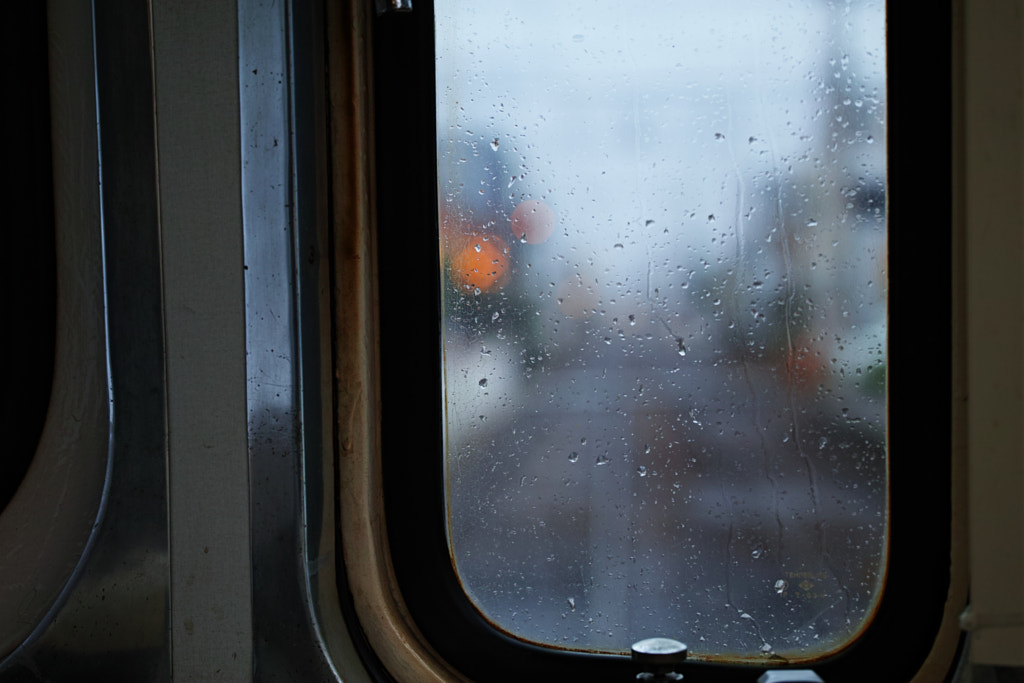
xmin=437 ymin=0 xmax=886 ymax=662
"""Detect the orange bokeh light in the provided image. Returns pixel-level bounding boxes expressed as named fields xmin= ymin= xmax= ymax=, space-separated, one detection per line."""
xmin=449 ymin=237 xmax=510 ymax=293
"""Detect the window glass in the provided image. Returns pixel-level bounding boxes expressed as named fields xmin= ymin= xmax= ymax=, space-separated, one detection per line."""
xmin=2 ymin=2 xmax=57 ymax=515
xmin=437 ymin=0 xmax=886 ymax=661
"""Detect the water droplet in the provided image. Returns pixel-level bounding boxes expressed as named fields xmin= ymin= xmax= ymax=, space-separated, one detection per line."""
xmin=568 ymin=452 xmax=579 ymax=463
xmin=490 ymin=138 xmax=499 ymax=151
xmin=774 ymin=579 xmax=788 ymax=595
xmin=760 ymin=643 xmax=774 ymax=655
xmin=478 ymin=378 xmax=488 ymax=387
xmin=818 ymin=436 xmax=828 ymax=450
xmin=613 ymin=243 xmax=624 ymax=249
xmin=806 ymin=218 xmax=819 ymax=227
xmin=707 ymin=214 xmax=716 ymax=223
xmin=636 ymin=466 xmax=647 ymax=477
xmin=644 ymin=444 xmax=651 ymax=454
xmin=714 ymin=132 xmax=725 ymax=140
xmin=571 ymin=34 xmax=584 ymax=43
xmin=677 ymin=339 xmax=687 ymax=357
xmin=473 ymin=243 xmax=482 ymax=252
xmin=628 ymin=314 xmax=636 ymax=326
xmin=751 ymin=546 xmax=763 ymax=559
xmin=580 ymin=437 xmax=587 ymax=446
xmin=595 ymin=454 xmax=610 ymax=466
xmin=568 ymin=597 xmax=576 ymax=610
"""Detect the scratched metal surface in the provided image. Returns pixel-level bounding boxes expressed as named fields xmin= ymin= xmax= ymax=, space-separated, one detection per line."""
xmin=242 ymin=0 xmax=365 ymax=679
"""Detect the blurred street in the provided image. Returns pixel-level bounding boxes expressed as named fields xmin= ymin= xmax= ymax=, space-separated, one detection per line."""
xmin=436 ymin=0 xmax=887 ymax=661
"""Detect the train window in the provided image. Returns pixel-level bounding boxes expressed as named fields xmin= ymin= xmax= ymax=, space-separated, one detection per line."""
xmin=1 ymin=2 xmax=56 ymax=516
xmin=436 ymin=0 xmax=886 ymax=660
xmin=356 ymin=0 xmax=960 ymax=680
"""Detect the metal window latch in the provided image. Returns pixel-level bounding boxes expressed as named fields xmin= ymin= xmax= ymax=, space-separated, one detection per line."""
xmin=632 ymin=638 xmax=688 ymax=682
xmin=631 ymin=638 xmax=824 ymax=683
xmin=375 ymin=0 xmax=412 ymax=14
xmin=757 ymin=671 xmax=824 ymax=683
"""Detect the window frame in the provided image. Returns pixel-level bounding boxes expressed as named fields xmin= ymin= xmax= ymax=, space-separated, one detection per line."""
xmin=333 ymin=0 xmax=967 ymax=680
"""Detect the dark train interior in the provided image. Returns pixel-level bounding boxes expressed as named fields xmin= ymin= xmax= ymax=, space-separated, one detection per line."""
xmin=0 ymin=1 xmax=1021 ymax=682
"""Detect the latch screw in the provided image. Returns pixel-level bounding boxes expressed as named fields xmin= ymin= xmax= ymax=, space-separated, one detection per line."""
xmin=632 ymin=638 xmax=688 ymax=682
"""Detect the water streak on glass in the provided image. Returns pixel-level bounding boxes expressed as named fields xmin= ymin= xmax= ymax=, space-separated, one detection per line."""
xmin=437 ymin=0 xmax=886 ymax=661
